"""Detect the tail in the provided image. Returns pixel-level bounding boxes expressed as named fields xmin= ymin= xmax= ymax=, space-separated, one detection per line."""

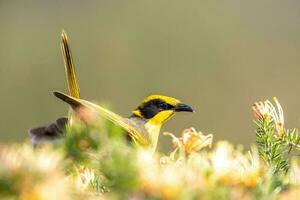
xmin=53 ymin=91 xmax=83 ymax=109
xmin=61 ymin=30 xmax=80 ymax=98
xmin=28 ymin=31 xmax=80 ymax=146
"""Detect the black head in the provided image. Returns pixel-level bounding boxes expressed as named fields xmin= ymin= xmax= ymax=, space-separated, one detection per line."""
xmin=132 ymin=95 xmax=193 ymax=120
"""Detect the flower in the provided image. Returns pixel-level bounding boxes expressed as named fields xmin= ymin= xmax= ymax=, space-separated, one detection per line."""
xmin=252 ymin=97 xmax=285 ymax=138
xmin=164 ymin=128 xmax=213 ymax=156
xmin=211 ymin=142 xmax=261 ymax=188
xmin=0 ymin=144 xmax=73 ymax=200
xmin=76 ymin=167 xmax=95 ymax=191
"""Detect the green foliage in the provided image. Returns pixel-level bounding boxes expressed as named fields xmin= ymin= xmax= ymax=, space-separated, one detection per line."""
xmin=255 ymin=117 xmax=300 ymax=175
xmin=2 ymin=99 xmax=300 ymax=199
xmin=99 ymin=140 xmax=139 ymax=194
xmin=255 ymin=117 xmax=289 ymax=174
xmin=62 ymin=125 xmax=101 ymax=163
xmin=282 ymin=129 xmax=300 ymax=152
xmin=62 ymin=122 xmax=140 ymax=197
xmin=206 ymin=185 xmax=230 ymax=200
xmin=0 ymin=174 xmax=21 ymax=196
xmin=253 ymin=99 xmax=300 ymax=199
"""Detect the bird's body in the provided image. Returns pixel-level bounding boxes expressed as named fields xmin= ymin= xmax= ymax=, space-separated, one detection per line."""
xmin=29 ymin=31 xmax=193 ymax=152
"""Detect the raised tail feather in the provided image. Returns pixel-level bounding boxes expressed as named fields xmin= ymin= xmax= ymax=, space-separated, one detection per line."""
xmin=61 ymin=30 xmax=80 ymax=98
xmin=29 ymin=31 xmax=80 ymax=145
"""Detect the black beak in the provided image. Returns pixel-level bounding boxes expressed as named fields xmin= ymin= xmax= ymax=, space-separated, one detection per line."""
xmin=174 ymin=103 xmax=194 ymax=112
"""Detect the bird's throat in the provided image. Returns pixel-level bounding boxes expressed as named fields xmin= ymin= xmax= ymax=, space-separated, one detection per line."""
xmin=145 ymin=110 xmax=175 ymax=152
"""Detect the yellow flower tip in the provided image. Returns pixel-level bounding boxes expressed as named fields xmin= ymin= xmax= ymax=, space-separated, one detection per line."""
xmin=252 ymin=97 xmax=285 ymax=138
xmin=163 ymin=132 xmax=181 ymax=148
xmin=163 ymin=132 xmax=175 ymax=138
xmin=182 ymin=128 xmax=213 ymax=155
xmin=252 ymin=101 xmax=272 ymax=120
xmin=76 ymin=167 xmax=95 ymax=191
xmin=211 ymin=142 xmax=261 ymax=188
xmin=78 ymin=138 xmax=90 ymax=150
xmin=252 ymin=103 xmax=263 ymax=120
xmin=273 ymin=96 xmax=279 ymax=103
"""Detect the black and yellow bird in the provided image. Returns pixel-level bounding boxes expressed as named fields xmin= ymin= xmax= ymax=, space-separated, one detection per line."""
xmin=29 ymin=31 xmax=193 ymax=152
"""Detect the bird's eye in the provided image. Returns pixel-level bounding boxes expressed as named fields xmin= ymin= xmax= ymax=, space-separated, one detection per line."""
xmin=157 ymin=101 xmax=167 ymax=109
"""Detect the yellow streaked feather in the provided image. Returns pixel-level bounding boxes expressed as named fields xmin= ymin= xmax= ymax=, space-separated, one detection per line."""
xmin=61 ymin=31 xmax=80 ymax=99
xmin=132 ymin=110 xmax=143 ymax=118
xmin=54 ymin=91 xmax=149 ymax=147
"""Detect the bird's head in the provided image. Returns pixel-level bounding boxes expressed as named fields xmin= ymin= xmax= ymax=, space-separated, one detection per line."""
xmin=132 ymin=95 xmax=194 ymax=124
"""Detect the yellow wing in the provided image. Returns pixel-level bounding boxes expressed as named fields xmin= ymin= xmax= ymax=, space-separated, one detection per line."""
xmin=53 ymin=91 xmax=149 ymax=147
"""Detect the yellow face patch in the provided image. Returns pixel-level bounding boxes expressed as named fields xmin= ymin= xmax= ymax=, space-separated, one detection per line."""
xmin=147 ymin=110 xmax=175 ymax=125
xmin=142 ymin=95 xmax=180 ymax=106
xmin=132 ymin=109 xmax=143 ymax=118
xmin=145 ymin=110 xmax=175 ymax=152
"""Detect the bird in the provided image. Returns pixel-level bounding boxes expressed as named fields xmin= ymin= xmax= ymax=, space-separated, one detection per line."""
xmin=29 ymin=31 xmax=194 ymax=153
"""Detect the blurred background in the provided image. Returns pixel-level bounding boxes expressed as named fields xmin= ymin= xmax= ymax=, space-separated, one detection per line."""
xmin=1 ymin=0 xmax=300 ymax=151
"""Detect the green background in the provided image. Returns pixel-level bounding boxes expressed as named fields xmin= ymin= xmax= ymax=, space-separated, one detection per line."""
xmin=1 ymin=1 xmax=300 ymax=151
